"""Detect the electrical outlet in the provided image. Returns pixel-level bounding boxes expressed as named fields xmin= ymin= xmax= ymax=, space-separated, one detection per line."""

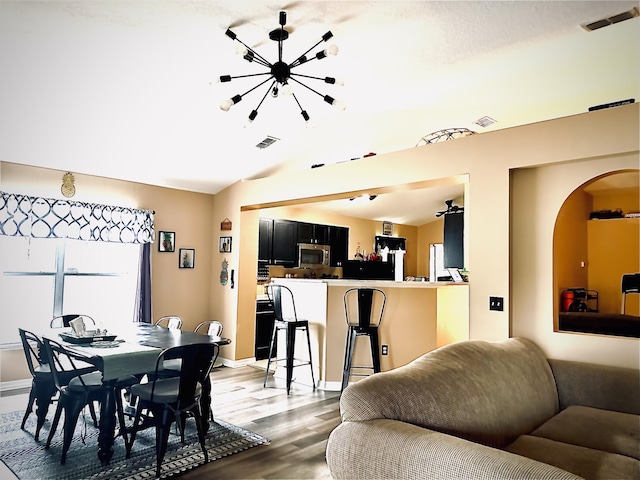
xmin=381 ymin=345 xmax=389 ymax=355
xmin=489 ymin=296 xmax=504 ymax=311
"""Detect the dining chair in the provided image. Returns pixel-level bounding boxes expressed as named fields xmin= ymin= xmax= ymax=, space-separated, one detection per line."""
xmin=50 ymin=314 xmax=96 ymax=329
xmin=42 ymin=338 xmax=106 ymax=463
xmin=19 ymin=329 xmax=100 ymax=441
xmin=42 ymin=338 xmax=137 ymax=464
xmin=194 ymin=320 xmax=223 ymax=337
xmin=155 ymin=316 xmax=183 ymax=330
xmin=124 ymin=343 xmax=218 ymax=477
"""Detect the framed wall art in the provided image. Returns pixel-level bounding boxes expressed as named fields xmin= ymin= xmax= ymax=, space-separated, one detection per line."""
xmin=158 ymin=231 xmax=175 ymax=252
xmin=219 ymin=236 xmax=232 ymax=253
xmin=382 ymin=221 xmax=393 ymax=236
xmin=179 ymin=248 xmax=195 ymax=269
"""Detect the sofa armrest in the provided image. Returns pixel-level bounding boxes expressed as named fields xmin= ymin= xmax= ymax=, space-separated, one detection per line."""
xmin=326 ymin=419 xmax=583 ymax=480
xmin=548 ymin=359 xmax=640 ymax=414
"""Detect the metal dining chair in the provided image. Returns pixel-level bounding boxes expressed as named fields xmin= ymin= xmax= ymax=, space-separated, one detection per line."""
xmin=194 ymin=320 xmax=223 ymax=337
xmin=124 ymin=343 xmax=218 ymax=477
xmin=42 ymin=338 xmax=137 ymax=464
xmin=155 ymin=316 xmax=183 ymax=330
xmin=19 ymin=328 xmax=99 ymax=441
xmin=50 ymin=314 xmax=96 ymax=329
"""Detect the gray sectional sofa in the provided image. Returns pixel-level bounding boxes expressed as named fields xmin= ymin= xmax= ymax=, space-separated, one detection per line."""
xmin=326 ymin=337 xmax=640 ymax=480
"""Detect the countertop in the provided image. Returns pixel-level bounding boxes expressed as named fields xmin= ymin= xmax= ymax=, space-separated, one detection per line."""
xmin=271 ymin=278 xmax=467 ymax=288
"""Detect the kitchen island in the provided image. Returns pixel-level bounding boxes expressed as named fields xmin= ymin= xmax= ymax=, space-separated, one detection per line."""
xmin=270 ymin=278 xmax=468 ymax=391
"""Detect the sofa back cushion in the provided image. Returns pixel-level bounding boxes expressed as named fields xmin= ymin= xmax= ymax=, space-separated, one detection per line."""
xmin=340 ymin=337 xmax=559 ymax=448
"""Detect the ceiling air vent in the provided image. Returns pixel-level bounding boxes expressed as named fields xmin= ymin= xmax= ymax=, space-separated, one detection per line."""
xmin=581 ymin=7 xmax=639 ymax=31
xmin=473 ymin=116 xmax=497 ymax=128
xmin=256 ymin=136 xmax=280 ymax=149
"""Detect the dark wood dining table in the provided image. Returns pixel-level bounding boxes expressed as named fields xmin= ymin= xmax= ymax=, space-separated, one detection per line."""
xmin=42 ymin=322 xmax=231 ymax=463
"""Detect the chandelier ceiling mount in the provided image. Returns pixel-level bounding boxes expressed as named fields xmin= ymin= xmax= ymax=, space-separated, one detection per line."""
xmin=219 ymin=11 xmax=345 ymax=124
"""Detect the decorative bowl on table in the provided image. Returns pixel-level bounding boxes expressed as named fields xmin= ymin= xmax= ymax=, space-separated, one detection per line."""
xmin=59 ymin=330 xmax=117 ymax=344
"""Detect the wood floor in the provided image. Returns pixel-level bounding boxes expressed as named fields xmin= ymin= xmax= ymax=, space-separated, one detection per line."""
xmin=1 ymin=365 xmax=342 ymax=480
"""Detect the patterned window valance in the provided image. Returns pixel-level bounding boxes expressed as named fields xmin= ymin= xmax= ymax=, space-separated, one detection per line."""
xmin=0 ymin=191 xmax=155 ymax=244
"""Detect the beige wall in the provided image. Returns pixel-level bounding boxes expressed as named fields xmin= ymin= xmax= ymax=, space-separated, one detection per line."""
xmin=0 ymin=162 xmax=217 ymax=381
xmin=3 ymin=104 xmax=638 ymax=381
xmin=222 ymin=104 xmax=639 ymax=368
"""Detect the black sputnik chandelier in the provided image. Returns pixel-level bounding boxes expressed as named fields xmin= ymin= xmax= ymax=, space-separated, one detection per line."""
xmin=219 ymin=11 xmax=345 ymax=124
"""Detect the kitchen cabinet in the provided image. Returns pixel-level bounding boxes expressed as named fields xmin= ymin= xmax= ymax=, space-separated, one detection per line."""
xmin=444 ymin=212 xmax=464 ymax=269
xmin=258 ymin=218 xmax=273 ymax=263
xmin=329 ymin=225 xmax=349 ymax=267
xmin=272 ymin=219 xmax=298 ymax=266
xmin=255 ymin=298 xmax=276 ymax=360
xmin=297 ymin=222 xmax=329 ymax=245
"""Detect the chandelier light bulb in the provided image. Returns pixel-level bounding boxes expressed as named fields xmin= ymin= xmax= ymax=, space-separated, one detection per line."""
xmin=335 ymin=77 xmax=345 ymax=86
xmin=282 ymin=83 xmax=293 ymax=95
xmin=220 ymin=98 xmax=233 ymax=111
xmin=235 ymin=44 xmax=248 ymax=56
xmin=333 ymin=99 xmax=346 ymax=111
xmin=326 ymin=44 xmax=339 ymax=56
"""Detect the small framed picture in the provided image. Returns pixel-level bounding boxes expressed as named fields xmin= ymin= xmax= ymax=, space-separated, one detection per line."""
xmin=219 ymin=236 xmax=232 ymax=253
xmin=179 ymin=248 xmax=195 ymax=269
xmin=382 ymin=221 xmax=393 ymax=236
xmin=158 ymin=231 xmax=175 ymax=252
xmin=448 ymin=268 xmax=464 ymax=283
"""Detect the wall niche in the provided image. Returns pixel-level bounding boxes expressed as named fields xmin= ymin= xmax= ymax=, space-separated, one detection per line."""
xmin=553 ymin=169 xmax=639 ymax=338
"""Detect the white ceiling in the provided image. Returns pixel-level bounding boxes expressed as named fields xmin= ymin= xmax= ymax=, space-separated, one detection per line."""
xmin=1 ymin=1 xmax=638 ymax=225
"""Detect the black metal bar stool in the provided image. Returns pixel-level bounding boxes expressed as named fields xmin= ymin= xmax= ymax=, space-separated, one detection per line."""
xmin=341 ymin=287 xmax=386 ymax=392
xmin=263 ymin=284 xmax=316 ymax=394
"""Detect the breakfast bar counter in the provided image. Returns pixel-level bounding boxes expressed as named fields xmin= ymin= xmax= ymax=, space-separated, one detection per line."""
xmin=270 ymin=278 xmax=469 ymax=391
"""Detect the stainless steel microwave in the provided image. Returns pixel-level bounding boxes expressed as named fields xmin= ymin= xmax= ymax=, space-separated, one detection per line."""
xmin=298 ymin=243 xmax=331 ymax=268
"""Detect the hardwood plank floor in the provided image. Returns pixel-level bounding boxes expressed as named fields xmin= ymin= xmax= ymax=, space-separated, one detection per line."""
xmin=1 ymin=365 xmax=341 ymax=480
xmin=184 ymin=365 xmax=341 ymax=479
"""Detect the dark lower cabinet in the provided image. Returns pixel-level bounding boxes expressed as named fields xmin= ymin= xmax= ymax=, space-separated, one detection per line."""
xmin=255 ymin=299 xmax=276 ymax=360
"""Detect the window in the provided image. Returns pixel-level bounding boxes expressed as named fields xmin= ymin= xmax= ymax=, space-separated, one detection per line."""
xmin=0 ymin=236 xmax=139 ymax=346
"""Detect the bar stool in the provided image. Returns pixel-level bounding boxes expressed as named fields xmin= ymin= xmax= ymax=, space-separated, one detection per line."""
xmin=263 ymin=284 xmax=316 ymax=394
xmin=342 ymin=287 xmax=386 ymax=392
xmin=621 ymin=273 xmax=640 ymax=314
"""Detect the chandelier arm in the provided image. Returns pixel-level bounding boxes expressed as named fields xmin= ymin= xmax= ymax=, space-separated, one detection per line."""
xmin=247 ymin=56 xmax=271 ymax=68
xmin=290 ymin=37 xmax=325 ymax=68
xmin=224 ymin=72 xmax=273 ymax=81
xmin=291 ymin=93 xmax=311 ymax=122
xmin=234 ymin=38 xmax=272 ymax=66
xmin=238 ymin=76 xmax=277 ymax=99
xmin=288 ymin=77 xmax=325 ymax=99
xmin=255 ymin=80 xmax=277 ymax=113
xmin=290 ymin=73 xmax=336 ymax=84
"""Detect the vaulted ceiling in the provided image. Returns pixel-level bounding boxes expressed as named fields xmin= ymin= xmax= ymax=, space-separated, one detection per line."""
xmin=1 ymin=1 xmax=638 ymax=225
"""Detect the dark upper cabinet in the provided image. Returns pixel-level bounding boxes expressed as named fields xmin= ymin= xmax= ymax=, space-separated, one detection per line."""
xmin=271 ymin=219 xmax=298 ymax=266
xmin=258 ymin=218 xmax=273 ymax=263
xmin=297 ymin=222 xmax=329 ymax=245
xmin=443 ymin=212 xmax=464 ymax=269
xmin=329 ymin=226 xmax=349 ymax=267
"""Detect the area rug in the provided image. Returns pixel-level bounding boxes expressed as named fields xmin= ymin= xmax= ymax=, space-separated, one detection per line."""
xmin=0 ymin=409 xmax=270 ymax=479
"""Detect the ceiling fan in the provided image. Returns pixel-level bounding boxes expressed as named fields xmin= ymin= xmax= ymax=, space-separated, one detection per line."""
xmin=435 ymin=200 xmax=464 ymax=217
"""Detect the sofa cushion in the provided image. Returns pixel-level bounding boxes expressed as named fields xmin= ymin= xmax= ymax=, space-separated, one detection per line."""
xmin=531 ymin=405 xmax=640 ymax=460
xmin=505 ymin=435 xmax=640 ymax=480
xmin=340 ymin=337 xmax=559 ymax=448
